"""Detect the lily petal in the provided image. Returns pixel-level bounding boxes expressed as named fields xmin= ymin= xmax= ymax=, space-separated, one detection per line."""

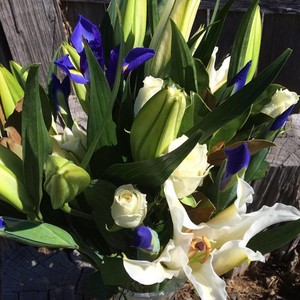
xmin=123 ymin=240 xmax=179 ymax=285
xmin=185 ymin=255 xmax=227 ymax=300
xmin=123 ymin=48 xmax=155 ymax=75
xmin=212 ymin=240 xmax=264 ymax=276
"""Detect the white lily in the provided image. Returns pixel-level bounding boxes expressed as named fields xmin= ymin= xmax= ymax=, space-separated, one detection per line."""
xmin=124 ymin=178 xmax=300 ymax=300
xmin=207 ymin=47 xmax=230 ymax=94
xmin=52 ymin=121 xmax=87 ymax=162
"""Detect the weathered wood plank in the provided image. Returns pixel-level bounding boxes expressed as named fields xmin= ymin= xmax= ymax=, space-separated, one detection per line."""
xmin=62 ymin=0 xmax=300 ymax=13
xmin=251 ymin=114 xmax=300 ymax=209
xmin=0 ymin=0 xmax=66 ymax=85
xmin=258 ymin=13 xmax=300 ymax=102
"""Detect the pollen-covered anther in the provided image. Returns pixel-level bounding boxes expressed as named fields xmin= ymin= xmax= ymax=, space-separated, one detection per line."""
xmin=188 ymin=235 xmax=212 ymax=264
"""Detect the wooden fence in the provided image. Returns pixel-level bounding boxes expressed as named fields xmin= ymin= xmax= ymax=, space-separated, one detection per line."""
xmin=0 ymin=0 xmax=300 ymax=98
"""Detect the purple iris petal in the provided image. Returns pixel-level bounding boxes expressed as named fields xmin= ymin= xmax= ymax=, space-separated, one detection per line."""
xmin=106 ymin=45 xmax=120 ymax=87
xmin=0 ymin=217 xmax=5 ymax=229
xmin=54 ymin=55 xmax=88 ymax=84
xmin=224 ymin=143 xmax=250 ymax=176
xmin=132 ymin=226 xmax=153 ymax=251
xmin=228 ymin=61 xmax=252 ymax=92
xmin=71 ymin=15 xmax=102 ymax=54
xmin=51 ymin=73 xmax=71 ymax=113
xmin=270 ymin=105 xmax=294 ymax=131
xmin=122 ymin=48 xmax=155 ymax=75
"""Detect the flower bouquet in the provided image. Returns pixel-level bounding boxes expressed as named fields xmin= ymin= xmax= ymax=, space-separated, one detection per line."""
xmin=0 ymin=0 xmax=300 ymax=299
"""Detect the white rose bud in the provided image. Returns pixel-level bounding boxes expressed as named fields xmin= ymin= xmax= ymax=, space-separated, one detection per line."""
xmin=111 ymin=184 xmax=147 ymax=228
xmin=134 ymin=76 xmax=164 ymax=116
xmin=168 ymin=135 xmax=211 ymax=199
xmin=261 ymin=88 xmax=299 ymax=118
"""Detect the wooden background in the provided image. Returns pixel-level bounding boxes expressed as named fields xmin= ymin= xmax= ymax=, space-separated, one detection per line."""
xmin=0 ymin=0 xmax=300 ymax=97
xmin=0 ymin=1 xmax=300 ymax=299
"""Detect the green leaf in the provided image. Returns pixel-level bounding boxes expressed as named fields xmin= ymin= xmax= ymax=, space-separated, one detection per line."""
xmin=186 ymin=49 xmax=292 ymax=143
xmin=81 ymin=43 xmax=119 ymax=172
xmin=22 ymin=64 xmax=52 ymax=219
xmin=103 ymin=129 xmax=203 ymax=187
xmin=147 ymin=0 xmax=160 ymax=38
xmin=0 ymin=216 xmax=78 ymax=249
xmin=194 ymin=0 xmax=234 ymax=66
xmin=170 ymin=20 xmax=197 ymax=93
xmin=209 ymin=108 xmax=251 ymax=150
xmin=247 ymin=219 xmax=300 ymax=254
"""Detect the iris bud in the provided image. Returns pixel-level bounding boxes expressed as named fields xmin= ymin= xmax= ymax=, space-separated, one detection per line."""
xmin=132 ymin=226 xmax=160 ymax=255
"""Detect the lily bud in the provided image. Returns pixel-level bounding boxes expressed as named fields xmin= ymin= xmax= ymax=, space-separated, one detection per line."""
xmin=121 ymin=0 xmax=147 ymax=51
xmin=130 ymin=83 xmax=186 ymax=161
xmin=44 ymin=155 xmax=90 ymax=209
xmin=0 ymin=65 xmax=24 ymax=119
xmin=228 ymin=5 xmax=262 ymax=84
xmin=145 ymin=0 xmax=201 ymax=77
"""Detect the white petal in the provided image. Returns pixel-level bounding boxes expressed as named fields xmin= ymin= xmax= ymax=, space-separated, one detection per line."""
xmin=123 ymin=240 xmax=179 ymax=285
xmin=184 ymin=255 xmax=227 ymax=300
xmin=212 ymin=240 xmax=264 ymax=276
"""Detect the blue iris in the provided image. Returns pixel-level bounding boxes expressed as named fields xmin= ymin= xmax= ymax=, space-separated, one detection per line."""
xmin=54 ymin=15 xmax=155 ymax=86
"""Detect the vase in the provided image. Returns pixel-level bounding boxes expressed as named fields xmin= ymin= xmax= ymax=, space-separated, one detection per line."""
xmin=112 ymin=279 xmax=184 ymax=300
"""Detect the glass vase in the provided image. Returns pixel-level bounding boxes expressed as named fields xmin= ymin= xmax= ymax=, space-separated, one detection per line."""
xmin=112 ymin=279 xmax=184 ymax=300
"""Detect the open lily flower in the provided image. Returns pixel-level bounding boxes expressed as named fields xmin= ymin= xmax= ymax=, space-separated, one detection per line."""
xmin=207 ymin=47 xmax=231 ymax=94
xmin=124 ymin=178 xmax=300 ymax=300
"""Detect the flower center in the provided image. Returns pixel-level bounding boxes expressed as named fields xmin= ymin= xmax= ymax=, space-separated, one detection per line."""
xmin=188 ymin=234 xmax=212 ymax=264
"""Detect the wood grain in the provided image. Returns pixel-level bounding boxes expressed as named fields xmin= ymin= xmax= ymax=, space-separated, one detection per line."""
xmin=0 ymin=0 xmax=66 ymax=85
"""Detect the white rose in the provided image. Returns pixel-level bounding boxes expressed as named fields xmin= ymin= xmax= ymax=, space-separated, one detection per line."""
xmin=134 ymin=76 xmax=164 ymax=116
xmin=168 ymin=135 xmax=211 ymax=199
xmin=261 ymin=88 xmax=299 ymax=118
xmin=111 ymin=184 xmax=147 ymax=228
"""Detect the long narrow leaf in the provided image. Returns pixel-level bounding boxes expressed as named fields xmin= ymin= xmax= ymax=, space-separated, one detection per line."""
xmin=22 ymin=65 xmax=51 ymax=219
xmin=194 ymin=0 xmax=234 ymax=66
xmin=170 ymin=20 xmax=197 ymax=93
xmin=187 ymin=49 xmax=292 ymax=143
xmin=247 ymin=219 xmax=300 ymax=254
xmin=103 ymin=129 xmax=203 ymax=187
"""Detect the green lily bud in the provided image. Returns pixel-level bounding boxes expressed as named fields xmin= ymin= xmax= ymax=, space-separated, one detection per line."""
xmin=130 ymin=83 xmax=186 ymax=161
xmin=228 ymin=5 xmax=262 ymax=84
xmin=44 ymin=155 xmax=90 ymax=209
xmin=0 ymin=145 xmax=35 ymax=218
xmin=0 ymin=65 xmax=24 ymax=119
xmin=145 ymin=0 xmax=201 ymax=77
xmin=121 ymin=0 xmax=147 ymax=51
xmin=61 ymin=43 xmax=88 ymax=112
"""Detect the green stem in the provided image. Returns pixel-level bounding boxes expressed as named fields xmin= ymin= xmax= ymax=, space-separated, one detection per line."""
xmin=60 ymin=203 xmax=93 ymax=220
